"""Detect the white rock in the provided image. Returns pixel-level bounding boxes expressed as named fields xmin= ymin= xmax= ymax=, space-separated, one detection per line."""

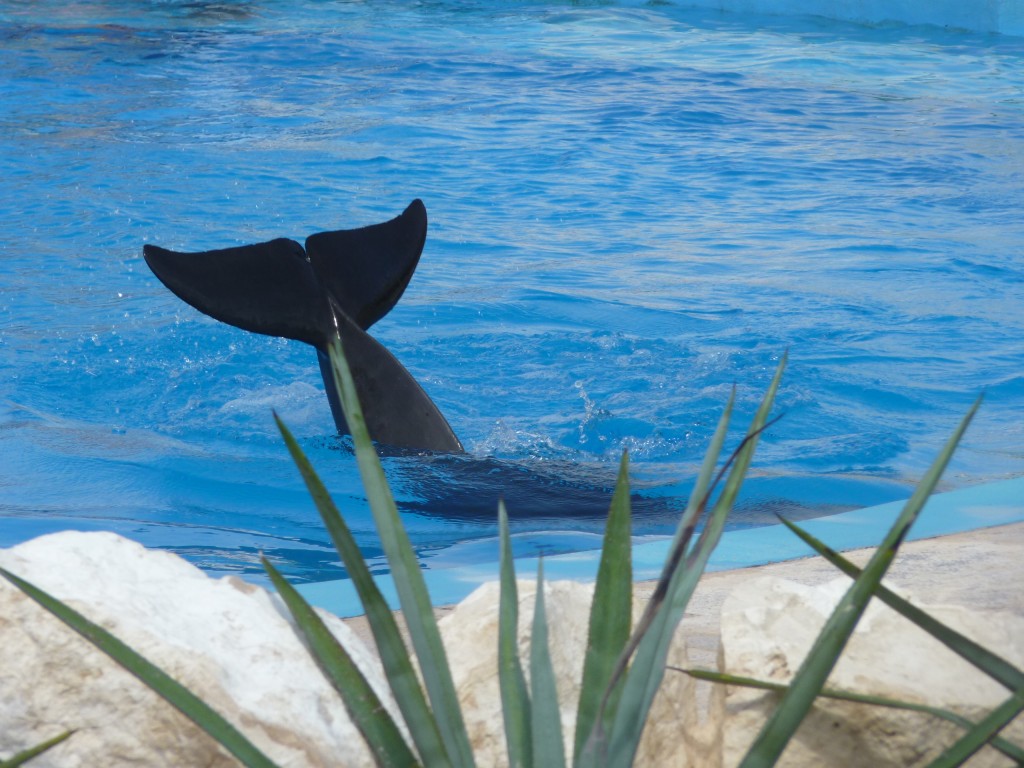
xmin=0 ymin=531 xmax=398 ymax=768
xmin=12 ymin=531 xmax=1017 ymax=768
xmin=438 ymin=579 xmax=695 ymax=767
xmin=715 ymin=576 xmax=1024 ymax=767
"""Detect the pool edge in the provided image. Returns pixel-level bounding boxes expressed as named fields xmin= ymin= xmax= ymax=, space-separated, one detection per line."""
xmin=296 ymin=476 xmax=1024 ymax=617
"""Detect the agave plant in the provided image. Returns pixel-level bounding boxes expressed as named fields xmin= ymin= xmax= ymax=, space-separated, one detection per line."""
xmin=269 ymin=338 xmax=785 ymax=768
xmin=2 ymin=338 xmax=1021 ymax=767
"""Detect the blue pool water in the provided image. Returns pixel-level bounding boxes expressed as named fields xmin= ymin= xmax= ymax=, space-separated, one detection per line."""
xmin=1 ymin=1 xmax=1022 ymax=586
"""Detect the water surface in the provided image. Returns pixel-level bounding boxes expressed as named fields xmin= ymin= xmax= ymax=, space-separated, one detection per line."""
xmin=1 ymin=0 xmax=1022 ymax=583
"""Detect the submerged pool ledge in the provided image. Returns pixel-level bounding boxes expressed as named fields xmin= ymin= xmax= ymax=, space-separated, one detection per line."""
xmin=682 ymin=0 xmax=1024 ymax=36
xmin=297 ymin=477 xmax=1024 ymax=618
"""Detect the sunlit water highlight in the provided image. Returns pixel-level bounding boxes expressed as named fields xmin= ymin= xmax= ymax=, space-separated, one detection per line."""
xmin=1 ymin=0 xmax=1022 ymax=584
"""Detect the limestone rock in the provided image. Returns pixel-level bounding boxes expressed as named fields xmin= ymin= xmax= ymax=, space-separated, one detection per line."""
xmin=438 ymin=579 xmax=696 ymax=767
xmin=715 ymin=576 xmax=1024 ymax=767
xmin=11 ymin=530 xmax=1017 ymax=768
xmin=0 ymin=531 xmax=397 ymax=768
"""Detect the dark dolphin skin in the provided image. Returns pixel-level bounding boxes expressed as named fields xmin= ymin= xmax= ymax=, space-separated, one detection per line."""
xmin=143 ymin=201 xmax=696 ymax=525
xmin=144 ymin=199 xmax=463 ymax=453
xmin=143 ymin=201 xmax=853 ymax=529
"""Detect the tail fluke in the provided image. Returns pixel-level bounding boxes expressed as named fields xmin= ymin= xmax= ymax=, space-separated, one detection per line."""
xmin=306 ymin=198 xmax=427 ymax=330
xmin=143 ymin=199 xmax=428 ymax=343
xmin=143 ymin=199 xmax=464 ymax=453
xmin=143 ymin=238 xmax=329 ymax=348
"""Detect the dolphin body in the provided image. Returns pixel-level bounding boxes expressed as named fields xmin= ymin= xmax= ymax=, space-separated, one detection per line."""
xmin=144 ymin=207 xmax=696 ymax=526
xmin=144 ymin=199 xmax=464 ymax=454
xmin=143 ymin=203 xmax=828 ymax=529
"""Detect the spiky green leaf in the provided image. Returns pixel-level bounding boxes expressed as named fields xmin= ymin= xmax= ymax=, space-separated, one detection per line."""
xmin=740 ymin=396 xmax=981 ymax=768
xmin=275 ymin=414 xmax=449 ymax=765
xmin=530 ymin=559 xmax=567 ymax=768
xmin=603 ymin=354 xmax=786 ymax=768
xmin=328 ymin=337 xmax=475 ymax=767
xmin=262 ymin=556 xmax=419 ymax=768
xmin=682 ymin=668 xmax=1024 ymax=764
xmin=779 ymin=516 xmax=1024 ymax=692
xmin=498 ymin=501 xmax=532 ymax=768
xmin=0 ymin=568 xmax=279 ymax=768
xmin=0 ymin=731 xmax=74 ymax=768
xmin=926 ymin=687 xmax=1024 ymax=768
xmin=573 ymin=451 xmax=633 ymax=764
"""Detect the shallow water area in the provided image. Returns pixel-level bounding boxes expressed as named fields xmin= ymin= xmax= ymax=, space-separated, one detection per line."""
xmin=1 ymin=0 xmax=1023 ymax=586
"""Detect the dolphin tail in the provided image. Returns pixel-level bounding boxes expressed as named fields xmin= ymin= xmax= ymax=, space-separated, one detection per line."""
xmin=306 ymin=198 xmax=427 ymax=330
xmin=142 ymin=199 xmax=429 ymax=343
xmin=143 ymin=200 xmax=463 ymax=453
xmin=320 ymin=308 xmax=463 ymax=453
xmin=143 ymin=237 xmax=329 ymax=348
